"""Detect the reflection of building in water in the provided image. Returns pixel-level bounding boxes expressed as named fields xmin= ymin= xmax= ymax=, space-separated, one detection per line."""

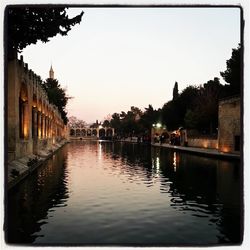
xmin=158 ymin=151 xmax=241 ymax=244
xmin=7 ymin=147 xmax=69 ymax=243
xmin=7 ymin=53 xmax=68 ymax=162
xmin=216 ymin=160 xmax=242 ymax=242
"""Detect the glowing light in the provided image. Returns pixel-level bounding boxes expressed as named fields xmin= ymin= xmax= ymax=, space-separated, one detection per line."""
xmin=221 ymin=146 xmax=230 ymax=153
xmin=202 ymin=141 xmax=208 ymax=148
xmin=156 ymin=123 xmax=162 ymax=128
xmin=173 ymin=152 xmax=177 ymax=172
xmin=156 ymin=157 xmax=160 ymax=172
xmin=98 ymin=143 xmax=102 ymax=160
xmin=23 ymin=123 xmax=29 ymax=139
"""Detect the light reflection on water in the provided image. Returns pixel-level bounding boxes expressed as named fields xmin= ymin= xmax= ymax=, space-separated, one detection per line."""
xmin=7 ymin=141 xmax=242 ymax=245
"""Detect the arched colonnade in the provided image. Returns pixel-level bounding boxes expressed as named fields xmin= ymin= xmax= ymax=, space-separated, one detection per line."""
xmin=70 ymin=127 xmax=115 ymax=138
xmin=8 ymin=54 xmax=67 ymax=160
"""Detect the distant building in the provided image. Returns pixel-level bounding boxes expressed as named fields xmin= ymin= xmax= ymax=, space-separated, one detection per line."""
xmin=49 ymin=65 xmax=54 ymax=79
xmin=218 ymin=96 xmax=241 ymax=154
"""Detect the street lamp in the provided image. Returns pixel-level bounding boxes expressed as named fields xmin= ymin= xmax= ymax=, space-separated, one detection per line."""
xmin=156 ymin=123 xmax=162 ymax=128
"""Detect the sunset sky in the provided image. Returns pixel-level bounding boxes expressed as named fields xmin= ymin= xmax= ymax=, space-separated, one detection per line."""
xmin=21 ymin=6 xmax=241 ymax=124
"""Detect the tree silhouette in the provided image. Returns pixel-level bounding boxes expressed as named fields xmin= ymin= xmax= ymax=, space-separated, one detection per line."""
xmin=102 ymin=120 xmax=110 ymax=127
xmin=220 ymin=44 xmax=241 ymax=96
xmin=7 ymin=6 xmax=83 ymax=53
xmin=42 ymin=78 xmax=69 ymax=124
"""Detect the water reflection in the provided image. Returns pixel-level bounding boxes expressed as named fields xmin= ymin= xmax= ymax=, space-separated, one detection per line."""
xmin=7 ymin=145 xmax=69 ymax=243
xmin=98 ymin=142 xmax=242 ymax=244
xmin=6 ymin=141 xmax=242 ymax=245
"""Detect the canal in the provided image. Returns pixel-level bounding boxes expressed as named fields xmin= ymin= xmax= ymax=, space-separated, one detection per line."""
xmin=6 ymin=141 xmax=242 ymax=246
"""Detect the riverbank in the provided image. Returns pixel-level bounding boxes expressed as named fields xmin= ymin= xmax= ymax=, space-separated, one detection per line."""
xmin=116 ymin=138 xmax=240 ymax=160
xmin=7 ymin=140 xmax=69 ymax=190
xmin=152 ymin=142 xmax=240 ymax=160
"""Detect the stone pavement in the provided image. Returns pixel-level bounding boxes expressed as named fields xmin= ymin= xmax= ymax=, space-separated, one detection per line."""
xmin=152 ymin=142 xmax=240 ymax=160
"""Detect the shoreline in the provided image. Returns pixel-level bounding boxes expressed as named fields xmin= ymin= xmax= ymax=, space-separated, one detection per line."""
xmin=151 ymin=142 xmax=240 ymax=160
xmin=7 ymin=140 xmax=69 ymax=190
xmin=8 ymin=138 xmax=240 ymax=190
xmin=70 ymin=138 xmax=241 ymax=160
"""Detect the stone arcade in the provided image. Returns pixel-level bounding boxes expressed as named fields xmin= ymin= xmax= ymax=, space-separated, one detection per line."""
xmin=7 ymin=53 xmax=68 ymax=163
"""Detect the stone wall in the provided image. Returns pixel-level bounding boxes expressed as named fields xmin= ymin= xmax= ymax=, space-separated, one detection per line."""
xmin=187 ymin=138 xmax=218 ymax=149
xmin=218 ymin=96 xmax=241 ymax=153
xmin=7 ymin=53 xmax=68 ymax=162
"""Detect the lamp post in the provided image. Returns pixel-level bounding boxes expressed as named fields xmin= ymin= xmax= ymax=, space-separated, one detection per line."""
xmin=152 ymin=122 xmax=162 ymax=143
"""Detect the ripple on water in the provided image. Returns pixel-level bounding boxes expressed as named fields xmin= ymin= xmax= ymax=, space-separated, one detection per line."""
xmin=7 ymin=141 xmax=241 ymax=245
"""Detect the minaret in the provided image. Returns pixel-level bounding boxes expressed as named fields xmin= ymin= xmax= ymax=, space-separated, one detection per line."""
xmin=49 ymin=65 xmax=54 ymax=79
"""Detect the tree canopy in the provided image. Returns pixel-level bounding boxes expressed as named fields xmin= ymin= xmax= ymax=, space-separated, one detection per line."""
xmin=220 ymin=44 xmax=241 ymax=96
xmin=107 ymin=42 xmax=241 ymax=137
xmin=42 ymin=78 xmax=70 ymax=125
xmin=7 ymin=7 xmax=84 ymax=52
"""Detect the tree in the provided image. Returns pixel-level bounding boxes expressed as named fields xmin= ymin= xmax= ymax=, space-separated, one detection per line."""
xmin=161 ymin=100 xmax=182 ymax=130
xmin=220 ymin=44 xmax=241 ymax=96
xmin=186 ymin=77 xmax=224 ymax=134
xmin=42 ymin=78 xmax=69 ymax=124
xmin=173 ymin=81 xmax=179 ymax=101
xmin=184 ymin=109 xmax=199 ymax=129
xmin=102 ymin=120 xmax=110 ymax=127
xmin=110 ymin=113 xmax=121 ymax=133
xmin=68 ymin=116 xmax=87 ymax=128
xmin=140 ymin=104 xmax=158 ymax=130
xmin=7 ymin=7 xmax=84 ymax=53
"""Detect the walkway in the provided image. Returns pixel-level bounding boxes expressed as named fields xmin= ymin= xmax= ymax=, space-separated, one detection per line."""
xmin=152 ymin=142 xmax=240 ymax=160
xmin=7 ymin=140 xmax=68 ymax=190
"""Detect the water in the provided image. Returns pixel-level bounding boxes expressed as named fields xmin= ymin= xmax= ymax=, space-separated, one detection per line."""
xmin=6 ymin=141 xmax=242 ymax=246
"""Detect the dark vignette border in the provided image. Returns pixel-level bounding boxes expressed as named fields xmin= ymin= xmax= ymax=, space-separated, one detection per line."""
xmin=3 ymin=3 xmax=244 ymax=247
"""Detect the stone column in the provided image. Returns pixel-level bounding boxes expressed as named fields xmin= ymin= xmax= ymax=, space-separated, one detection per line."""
xmin=23 ymin=101 xmax=29 ymax=139
xmin=44 ymin=116 xmax=47 ymax=138
xmin=32 ymin=107 xmax=38 ymax=154
xmin=37 ymin=111 xmax=41 ymax=139
xmin=42 ymin=114 xmax=46 ymax=138
xmin=40 ymin=113 xmax=43 ymax=138
xmin=48 ymin=118 xmax=51 ymax=138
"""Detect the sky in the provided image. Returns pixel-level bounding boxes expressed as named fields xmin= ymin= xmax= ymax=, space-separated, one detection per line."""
xmin=21 ymin=7 xmax=241 ymax=124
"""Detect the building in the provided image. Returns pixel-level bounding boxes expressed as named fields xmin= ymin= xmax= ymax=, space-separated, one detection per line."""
xmin=218 ymin=96 xmax=241 ymax=154
xmin=7 ymin=53 xmax=68 ymax=162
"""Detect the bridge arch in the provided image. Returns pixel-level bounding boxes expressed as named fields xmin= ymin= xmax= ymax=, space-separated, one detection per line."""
xmin=76 ymin=129 xmax=81 ymax=137
xmin=81 ymin=129 xmax=86 ymax=136
xmin=92 ymin=129 xmax=97 ymax=136
xmin=99 ymin=128 xmax=105 ymax=137
xmin=106 ymin=128 xmax=113 ymax=137
xmin=70 ymin=129 xmax=75 ymax=136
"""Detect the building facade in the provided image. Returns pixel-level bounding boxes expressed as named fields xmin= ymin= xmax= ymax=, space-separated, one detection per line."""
xmin=69 ymin=126 xmax=115 ymax=139
xmin=218 ymin=96 xmax=241 ymax=154
xmin=7 ymin=53 xmax=68 ymax=162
